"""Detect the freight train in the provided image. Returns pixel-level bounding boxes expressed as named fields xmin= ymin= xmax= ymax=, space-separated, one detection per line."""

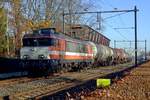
xmin=20 ymin=28 xmax=130 ymax=75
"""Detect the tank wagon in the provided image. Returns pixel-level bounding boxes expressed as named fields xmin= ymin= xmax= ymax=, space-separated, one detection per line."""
xmin=20 ymin=28 xmax=130 ymax=75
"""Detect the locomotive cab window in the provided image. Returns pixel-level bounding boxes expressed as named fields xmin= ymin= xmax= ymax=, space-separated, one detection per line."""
xmin=38 ymin=38 xmax=55 ymax=46
xmin=23 ymin=38 xmax=38 ymax=46
xmin=23 ymin=38 xmax=55 ymax=47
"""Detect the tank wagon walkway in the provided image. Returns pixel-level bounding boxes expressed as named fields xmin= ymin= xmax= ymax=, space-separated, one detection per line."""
xmin=84 ymin=61 xmax=150 ymax=100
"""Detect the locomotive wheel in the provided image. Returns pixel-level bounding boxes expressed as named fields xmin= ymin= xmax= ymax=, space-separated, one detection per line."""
xmin=64 ymin=66 xmax=68 ymax=72
xmin=60 ymin=64 xmax=67 ymax=73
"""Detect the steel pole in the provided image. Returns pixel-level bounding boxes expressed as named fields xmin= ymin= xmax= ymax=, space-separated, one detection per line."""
xmin=114 ymin=40 xmax=116 ymax=48
xmin=134 ymin=6 xmax=138 ymax=67
xmin=145 ymin=40 xmax=147 ymax=60
xmin=63 ymin=12 xmax=65 ymax=34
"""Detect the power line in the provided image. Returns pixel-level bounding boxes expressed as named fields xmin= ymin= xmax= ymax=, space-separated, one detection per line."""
xmin=84 ymin=15 xmax=96 ymax=25
xmin=104 ymin=22 xmax=129 ymax=40
xmin=103 ymin=12 xmax=128 ymax=20
xmin=89 ymin=0 xmax=102 ymax=10
xmin=114 ymin=27 xmax=134 ymax=29
xmin=98 ymin=0 xmax=129 ymax=32
xmin=114 ymin=28 xmax=129 ymax=40
xmin=118 ymin=14 xmax=126 ymax=27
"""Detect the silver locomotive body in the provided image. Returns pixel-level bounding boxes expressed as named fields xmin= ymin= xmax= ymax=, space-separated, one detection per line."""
xmin=20 ymin=47 xmax=49 ymax=59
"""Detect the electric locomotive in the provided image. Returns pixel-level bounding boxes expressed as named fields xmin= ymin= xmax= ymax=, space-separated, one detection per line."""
xmin=20 ymin=28 xmax=96 ymax=74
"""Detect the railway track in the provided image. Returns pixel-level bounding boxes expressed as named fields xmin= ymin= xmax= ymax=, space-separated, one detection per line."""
xmin=0 ymin=77 xmax=41 ymax=88
xmin=0 ymin=62 xmax=136 ymax=99
xmin=38 ymin=61 xmax=148 ymax=100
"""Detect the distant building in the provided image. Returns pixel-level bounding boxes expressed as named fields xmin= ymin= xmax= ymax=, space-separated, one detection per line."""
xmin=65 ymin=24 xmax=110 ymax=46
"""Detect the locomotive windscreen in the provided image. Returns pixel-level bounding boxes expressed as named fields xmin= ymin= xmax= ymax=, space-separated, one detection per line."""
xmin=23 ymin=38 xmax=55 ymax=47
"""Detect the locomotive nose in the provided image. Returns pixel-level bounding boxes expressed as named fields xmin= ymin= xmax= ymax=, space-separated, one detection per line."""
xmin=21 ymin=47 xmax=49 ymax=59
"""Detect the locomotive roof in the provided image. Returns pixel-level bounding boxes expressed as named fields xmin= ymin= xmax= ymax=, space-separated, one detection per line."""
xmin=23 ymin=31 xmax=88 ymax=44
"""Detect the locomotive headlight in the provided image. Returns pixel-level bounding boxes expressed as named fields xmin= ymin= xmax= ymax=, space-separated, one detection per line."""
xmin=23 ymin=55 xmax=29 ymax=59
xmin=38 ymin=55 xmax=45 ymax=59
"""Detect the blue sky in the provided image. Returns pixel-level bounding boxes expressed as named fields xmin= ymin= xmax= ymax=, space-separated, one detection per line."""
xmin=85 ymin=0 xmax=150 ymax=51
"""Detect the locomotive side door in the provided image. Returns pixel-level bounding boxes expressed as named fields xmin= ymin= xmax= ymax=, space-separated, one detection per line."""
xmin=59 ymin=39 xmax=65 ymax=60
